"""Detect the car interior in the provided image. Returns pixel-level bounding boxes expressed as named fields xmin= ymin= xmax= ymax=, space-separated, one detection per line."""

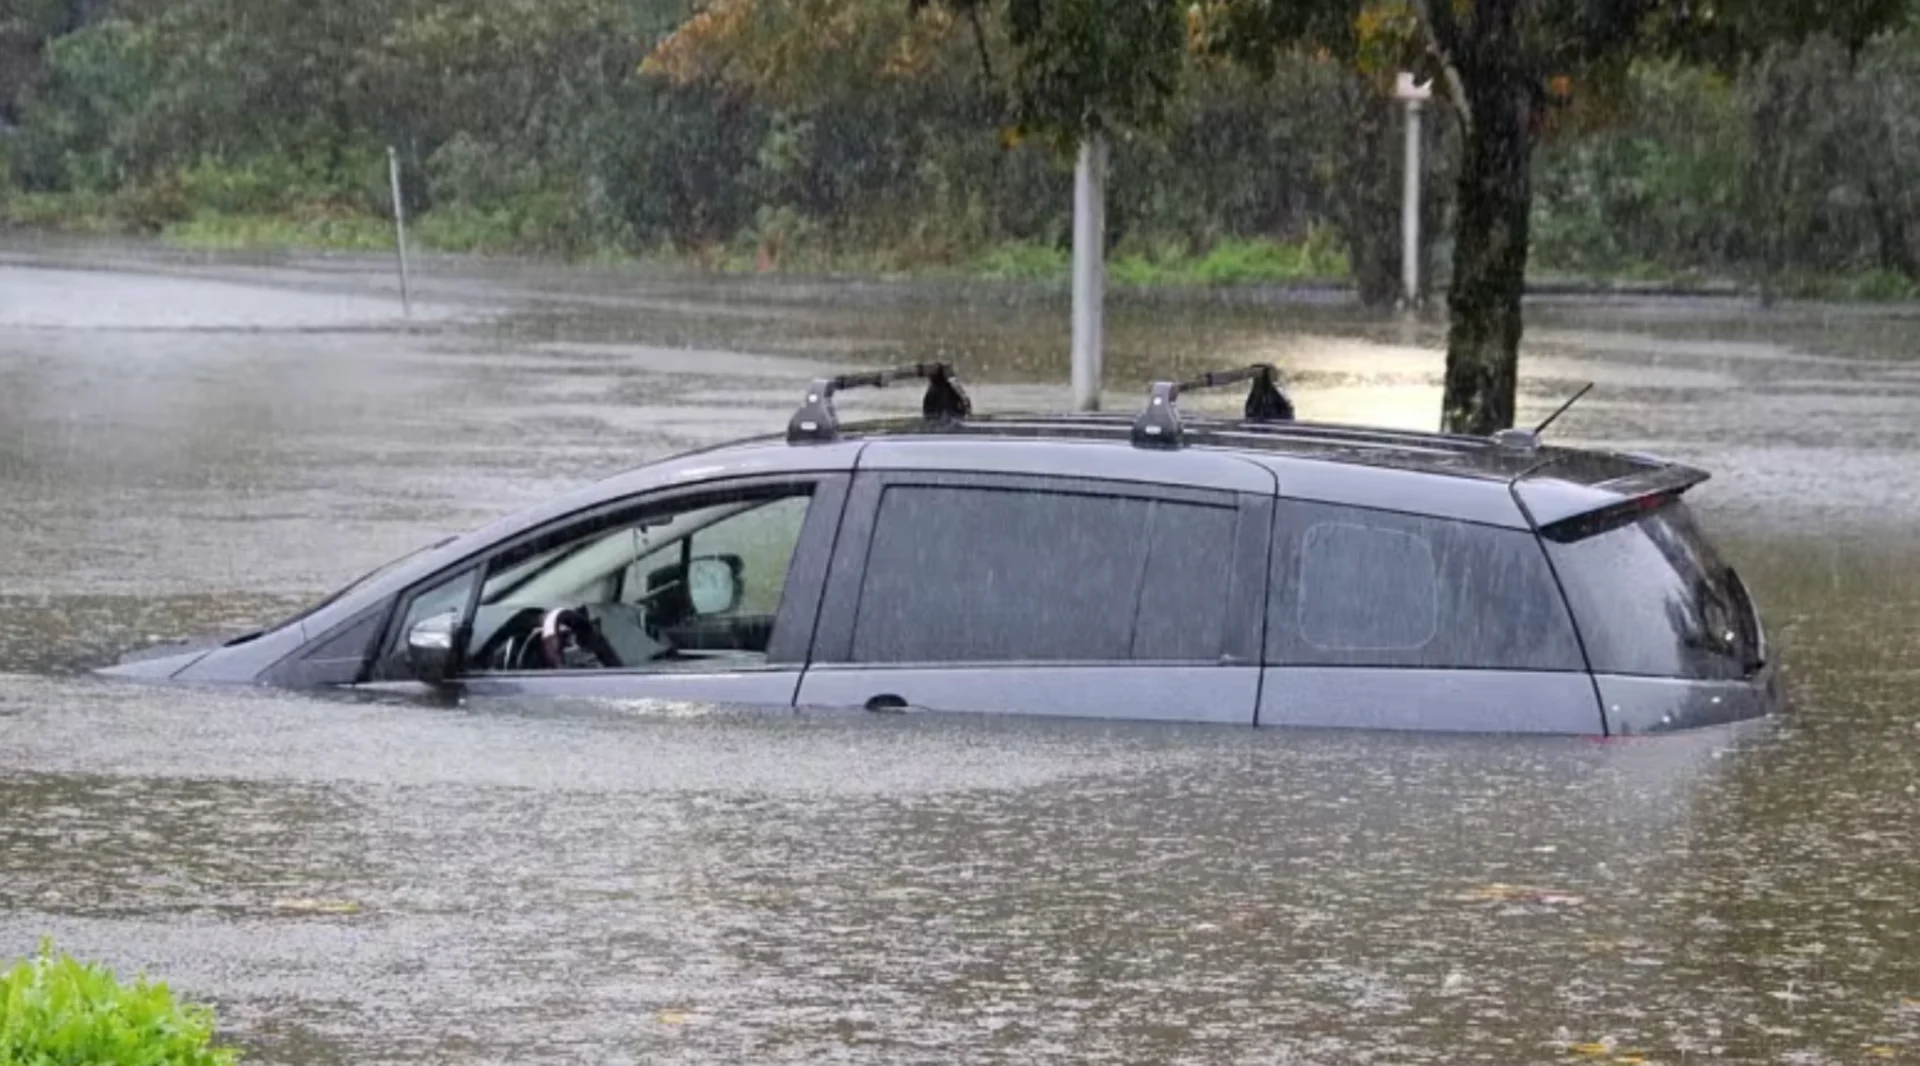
xmin=454 ymin=493 xmax=808 ymax=673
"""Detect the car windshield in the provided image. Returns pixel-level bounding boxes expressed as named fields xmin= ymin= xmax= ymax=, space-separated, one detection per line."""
xmin=479 ymin=498 xmax=763 ymax=607
xmin=275 ymin=535 xmax=458 ymax=630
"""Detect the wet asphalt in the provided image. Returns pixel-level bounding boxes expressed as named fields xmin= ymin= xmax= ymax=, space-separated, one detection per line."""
xmin=2 ymin=236 xmax=1919 ymax=1065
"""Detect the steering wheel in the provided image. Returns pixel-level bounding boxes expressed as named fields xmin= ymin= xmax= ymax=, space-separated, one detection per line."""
xmin=538 ymin=606 xmax=624 ymax=669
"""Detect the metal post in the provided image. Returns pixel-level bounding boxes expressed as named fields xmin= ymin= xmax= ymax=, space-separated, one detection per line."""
xmin=1395 ymin=72 xmax=1432 ymax=310
xmin=388 ymin=145 xmax=412 ymax=321
xmin=1071 ymin=133 xmax=1107 ymax=411
xmin=1402 ymin=98 xmax=1423 ymax=308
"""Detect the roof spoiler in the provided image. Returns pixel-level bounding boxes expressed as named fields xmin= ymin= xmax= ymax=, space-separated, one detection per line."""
xmin=1519 ymin=463 xmax=1712 ymax=542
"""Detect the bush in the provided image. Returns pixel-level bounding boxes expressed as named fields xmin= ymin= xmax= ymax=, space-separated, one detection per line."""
xmin=970 ymin=241 xmax=1070 ymax=280
xmin=0 ymin=940 xmax=239 ymax=1066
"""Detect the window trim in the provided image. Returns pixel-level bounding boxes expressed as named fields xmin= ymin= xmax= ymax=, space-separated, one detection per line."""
xmin=368 ymin=473 xmax=850 ymax=681
xmin=1296 ymin=520 xmax=1441 ymax=653
xmin=808 ymin=470 xmax=1269 ymax=668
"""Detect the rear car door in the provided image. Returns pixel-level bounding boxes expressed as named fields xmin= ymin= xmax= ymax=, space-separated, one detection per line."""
xmin=366 ymin=473 xmax=850 ymax=706
xmin=796 ymin=468 xmax=1272 ymax=725
xmin=1257 ymin=499 xmax=1604 ymax=734
xmin=1540 ymin=498 xmax=1776 ymax=734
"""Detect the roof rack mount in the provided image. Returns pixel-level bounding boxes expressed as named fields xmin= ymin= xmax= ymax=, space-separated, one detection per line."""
xmin=787 ymin=362 xmax=972 ymax=444
xmin=1132 ymin=363 xmax=1295 ymax=450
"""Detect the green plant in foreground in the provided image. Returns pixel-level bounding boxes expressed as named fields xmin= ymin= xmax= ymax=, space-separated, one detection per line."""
xmin=0 ymin=940 xmax=238 ymax=1066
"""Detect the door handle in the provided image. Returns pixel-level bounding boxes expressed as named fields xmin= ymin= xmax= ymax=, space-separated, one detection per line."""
xmin=864 ymin=694 xmax=909 ymax=714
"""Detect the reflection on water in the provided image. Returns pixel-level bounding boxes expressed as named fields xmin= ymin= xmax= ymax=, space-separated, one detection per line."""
xmin=2 ymin=246 xmax=1920 ymax=1065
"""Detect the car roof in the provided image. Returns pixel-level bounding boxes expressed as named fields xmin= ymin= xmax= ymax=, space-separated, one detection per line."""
xmin=680 ymin=408 xmax=1698 ymax=529
xmin=292 ymin=383 xmax=1705 ymax=645
xmin=827 ymin=411 xmax=1656 ymax=484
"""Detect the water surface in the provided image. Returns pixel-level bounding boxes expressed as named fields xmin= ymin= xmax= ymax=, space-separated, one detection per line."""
xmin=2 ymin=240 xmax=1917 ymax=1065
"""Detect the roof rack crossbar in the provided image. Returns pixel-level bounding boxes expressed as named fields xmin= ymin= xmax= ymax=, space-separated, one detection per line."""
xmin=1131 ymin=363 xmax=1294 ymax=449
xmin=788 ymin=362 xmax=971 ymax=444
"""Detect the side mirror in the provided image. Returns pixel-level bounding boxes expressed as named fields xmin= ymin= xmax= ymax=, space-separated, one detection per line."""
xmin=686 ymin=555 xmax=743 ymax=616
xmin=646 ymin=553 xmax=744 ymax=620
xmin=405 ymin=610 xmax=461 ymax=685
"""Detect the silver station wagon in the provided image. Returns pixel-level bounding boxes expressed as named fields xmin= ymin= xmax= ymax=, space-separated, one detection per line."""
xmin=102 ymin=363 xmax=1779 ymax=736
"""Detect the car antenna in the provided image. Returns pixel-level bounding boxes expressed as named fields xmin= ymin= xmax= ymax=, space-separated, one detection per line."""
xmin=1534 ymin=382 xmax=1594 ymax=437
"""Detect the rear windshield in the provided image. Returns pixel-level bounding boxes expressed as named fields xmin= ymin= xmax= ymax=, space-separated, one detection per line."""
xmin=1546 ymin=501 xmax=1760 ymax=680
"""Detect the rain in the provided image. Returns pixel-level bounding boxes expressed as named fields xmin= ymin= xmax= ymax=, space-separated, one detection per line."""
xmin=5 ymin=2 xmax=1920 ymax=1064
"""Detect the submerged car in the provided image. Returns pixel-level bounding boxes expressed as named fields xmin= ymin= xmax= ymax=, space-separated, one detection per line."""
xmin=101 ymin=363 xmax=1778 ymax=735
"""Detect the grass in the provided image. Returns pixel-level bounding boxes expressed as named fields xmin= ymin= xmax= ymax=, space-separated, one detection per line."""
xmin=964 ymin=235 xmax=1352 ymax=287
xmin=2 ymin=186 xmax=1352 ymax=285
xmin=968 ymin=241 xmax=1071 ymax=280
xmin=1772 ymin=268 xmax=1920 ymax=303
xmin=0 ymin=190 xmax=128 ymax=235
xmin=6 ymin=186 xmax=1915 ymax=302
xmin=0 ymin=940 xmax=239 ymax=1066
xmin=1110 ymin=235 xmax=1351 ymax=287
xmin=164 ymin=211 xmax=396 ymax=253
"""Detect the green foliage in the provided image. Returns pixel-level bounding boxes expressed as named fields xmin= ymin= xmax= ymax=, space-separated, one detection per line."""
xmin=965 ymin=234 xmax=1349 ymax=285
xmin=0 ymin=0 xmax=1916 ymax=303
xmin=163 ymin=210 xmax=396 ymax=253
xmin=0 ymin=940 xmax=238 ymax=1066
xmin=969 ymin=240 xmax=1068 ymax=278
xmin=6 ymin=18 xmax=163 ymax=193
xmin=1110 ymin=233 xmax=1349 ymax=286
xmin=996 ymin=0 xmax=1187 ymax=144
xmin=1531 ymin=61 xmax=1751 ymax=275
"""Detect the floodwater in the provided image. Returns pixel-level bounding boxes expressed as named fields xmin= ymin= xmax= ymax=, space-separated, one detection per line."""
xmin=2 ymin=236 xmax=1919 ymax=1065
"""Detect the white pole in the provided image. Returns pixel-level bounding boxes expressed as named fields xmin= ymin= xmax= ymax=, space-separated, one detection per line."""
xmin=1402 ymin=98 xmax=1422 ymax=308
xmin=1071 ymin=132 xmax=1107 ymax=412
xmin=388 ymin=145 xmax=413 ymax=321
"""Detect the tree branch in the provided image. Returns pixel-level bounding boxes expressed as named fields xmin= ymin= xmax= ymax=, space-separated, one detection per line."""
xmin=964 ymin=2 xmax=995 ymax=88
xmin=1420 ymin=0 xmax=1461 ymax=54
xmin=1412 ymin=0 xmax=1474 ymax=135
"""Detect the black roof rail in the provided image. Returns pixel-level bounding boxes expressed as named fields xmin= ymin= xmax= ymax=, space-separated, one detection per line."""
xmin=787 ymin=362 xmax=972 ymax=444
xmin=1132 ymin=363 xmax=1294 ymax=449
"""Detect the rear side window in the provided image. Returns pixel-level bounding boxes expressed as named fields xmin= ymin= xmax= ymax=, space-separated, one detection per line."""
xmin=850 ymin=486 xmax=1236 ymax=663
xmin=1547 ymin=501 xmax=1758 ymax=680
xmin=1267 ymin=501 xmax=1584 ymax=671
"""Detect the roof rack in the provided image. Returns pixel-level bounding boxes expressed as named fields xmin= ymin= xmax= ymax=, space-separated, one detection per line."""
xmin=787 ymin=362 xmax=972 ymax=444
xmin=1131 ymin=364 xmax=1294 ymax=449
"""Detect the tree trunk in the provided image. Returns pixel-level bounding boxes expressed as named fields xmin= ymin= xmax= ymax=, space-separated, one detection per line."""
xmin=1865 ymin=173 xmax=1919 ymax=281
xmin=1441 ymin=72 xmax=1535 ymax=435
xmin=1332 ymin=75 xmax=1401 ymax=309
xmin=1745 ymin=53 xmax=1801 ymax=308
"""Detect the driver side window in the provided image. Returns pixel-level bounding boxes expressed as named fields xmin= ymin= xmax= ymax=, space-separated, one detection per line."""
xmin=462 ymin=485 xmax=815 ymax=675
xmin=624 ymin=495 xmax=810 ymax=617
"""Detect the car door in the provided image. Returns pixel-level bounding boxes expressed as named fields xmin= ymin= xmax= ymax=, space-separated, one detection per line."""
xmin=366 ymin=472 xmax=850 ymax=707
xmin=795 ymin=469 xmax=1272 ymax=725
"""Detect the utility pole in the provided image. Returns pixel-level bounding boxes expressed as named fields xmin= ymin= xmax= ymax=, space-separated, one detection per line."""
xmin=1071 ymin=132 xmax=1107 ymax=411
xmin=388 ymin=145 xmax=413 ymax=321
xmin=1395 ymin=73 xmax=1432 ymax=310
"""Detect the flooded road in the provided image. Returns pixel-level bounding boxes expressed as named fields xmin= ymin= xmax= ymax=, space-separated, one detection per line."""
xmin=3 ymin=238 xmax=1919 ymax=1064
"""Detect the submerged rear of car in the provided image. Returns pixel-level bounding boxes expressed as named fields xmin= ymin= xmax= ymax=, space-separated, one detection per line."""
xmin=1518 ymin=478 xmax=1777 ymax=734
xmin=99 ymin=364 xmax=1780 ymax=736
